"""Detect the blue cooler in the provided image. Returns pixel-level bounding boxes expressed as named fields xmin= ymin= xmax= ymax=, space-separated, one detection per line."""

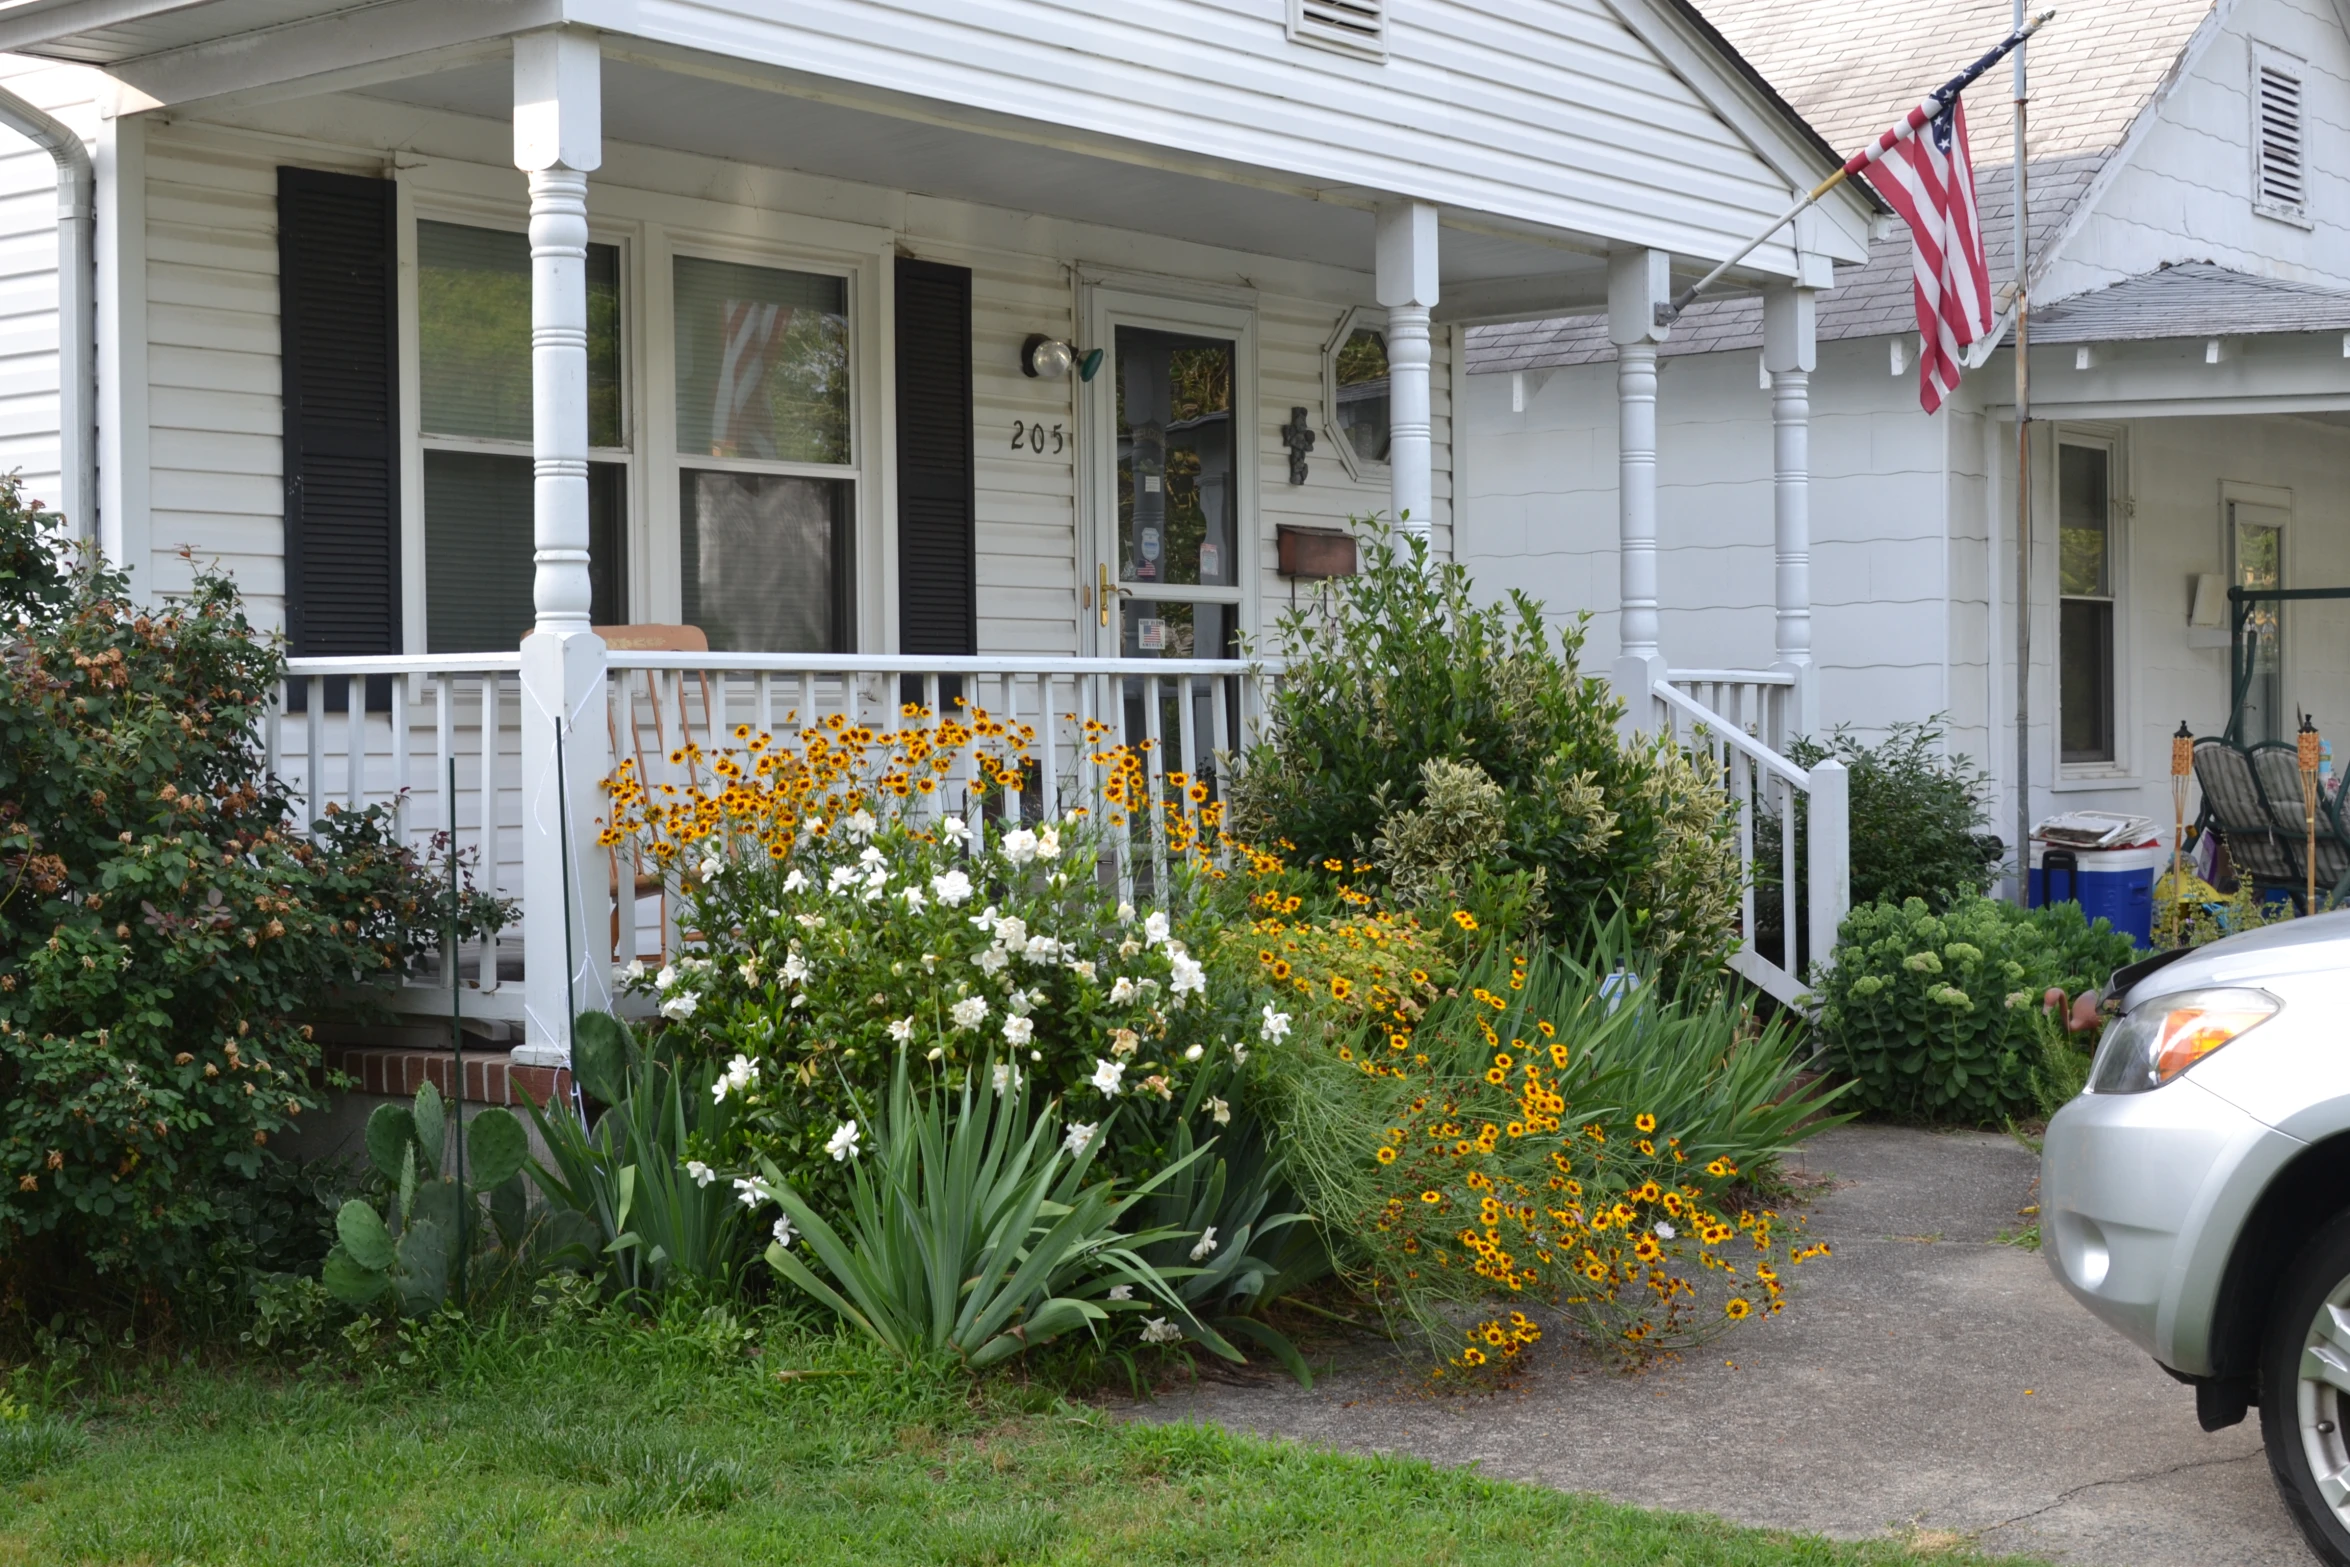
xmin=2030 ymin=839 xmax=2161 ymax=948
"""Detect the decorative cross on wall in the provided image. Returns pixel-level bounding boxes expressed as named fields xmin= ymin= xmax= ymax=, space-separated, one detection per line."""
xmin=1279 ymin=406 xmax=1315 ymax=485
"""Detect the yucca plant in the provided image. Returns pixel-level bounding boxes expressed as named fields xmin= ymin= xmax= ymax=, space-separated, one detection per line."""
xmin=522 ymin=1013 xmax=753 ymax=1300
xmin=760 ymin=1051 xmax=1230 ymax=1369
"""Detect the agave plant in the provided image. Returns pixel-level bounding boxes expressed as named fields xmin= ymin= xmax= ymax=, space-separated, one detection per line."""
xmin=760 ymin=1051 xmax=1230 ymax=1369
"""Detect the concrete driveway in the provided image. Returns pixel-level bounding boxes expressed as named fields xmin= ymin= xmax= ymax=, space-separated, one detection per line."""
xmin=1132 ymin=1124 xmax=2303 ymax=1566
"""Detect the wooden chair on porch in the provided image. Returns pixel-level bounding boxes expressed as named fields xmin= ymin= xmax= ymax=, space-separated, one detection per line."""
xmin=2192 ymin=737 xmax=2350 ymax=907
xmin=596 ymin=623 xmax=716 ymax=964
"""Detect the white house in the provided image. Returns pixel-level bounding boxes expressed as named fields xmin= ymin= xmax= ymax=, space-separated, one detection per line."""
xmin=1464 ymin=0 xmax=2350 ymax=882
xmin=0 ymin=0 xmax=1876 ymax=1070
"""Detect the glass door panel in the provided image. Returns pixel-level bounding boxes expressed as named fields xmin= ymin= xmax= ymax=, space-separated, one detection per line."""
xmin=2233 ymin=502 xmax=2286 ymax=744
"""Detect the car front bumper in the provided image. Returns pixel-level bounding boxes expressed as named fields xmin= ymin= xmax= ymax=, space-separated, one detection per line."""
xmin=2042 ymin=1076 xmax=2302 ymax=1375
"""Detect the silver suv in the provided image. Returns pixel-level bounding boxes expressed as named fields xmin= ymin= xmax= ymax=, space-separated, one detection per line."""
xmin=2044 ymin=914 xmax=2350 ymax=1563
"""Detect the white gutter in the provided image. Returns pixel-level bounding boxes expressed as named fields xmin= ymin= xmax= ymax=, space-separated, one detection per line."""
xmin=0 ymin=87 xmax=92 ymax=539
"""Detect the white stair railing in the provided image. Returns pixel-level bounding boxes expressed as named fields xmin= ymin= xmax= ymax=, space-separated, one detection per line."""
xmin=1653 ymin=678 xmax=1847 ymax=1008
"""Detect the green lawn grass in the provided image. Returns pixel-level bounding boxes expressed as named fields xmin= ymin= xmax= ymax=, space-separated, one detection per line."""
xmin=0 ymin=1308 xmax=2037 ymax=1567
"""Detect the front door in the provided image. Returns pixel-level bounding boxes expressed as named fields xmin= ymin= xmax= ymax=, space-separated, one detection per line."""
xmin=2232 ymin=501 xmax=2287 ymax=743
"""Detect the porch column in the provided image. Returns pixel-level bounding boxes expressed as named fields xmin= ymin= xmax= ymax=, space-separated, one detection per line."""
xmin=513 ymin=27 xmax=611 ymax=1068
xmin=1763 ymin=282 xmax=1818 ymax=741
xmin=1608 ymin=248 xmax=1670 ymax=736
xmin=1375 ymin=201 xmax=1438 ymax=539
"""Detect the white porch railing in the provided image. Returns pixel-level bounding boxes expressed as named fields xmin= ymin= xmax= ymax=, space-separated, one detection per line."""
xmin=1654 ymin=676 xmax=1847 ymax=1008
xmin=268 ymin=651 xmax=1276 ymax=1023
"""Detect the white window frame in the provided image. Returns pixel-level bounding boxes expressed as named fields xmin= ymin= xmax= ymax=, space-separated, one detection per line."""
xmin=397 ymin=188 xmax=644 ymax=656
xmin=1077 ymin=275 xmax=1259 ymax=660
xmin=2053 ymin=426 xmax=2130 ymax=783
xmin=1321 ymin=303 xmax=1390 ymax=485
xmin=2224 ymin=480 xmax=2295 ymax=746
xmin=654 ymin=227 xmax=879 ymax=653
xmin=2251 ymin=40 xmax=2313 ymax=229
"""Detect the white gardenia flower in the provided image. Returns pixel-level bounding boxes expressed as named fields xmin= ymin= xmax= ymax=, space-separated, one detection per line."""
xmin=827 ymin=865 xmax=860 ymax=892
xmin=1189 ymin=1226 xmax=1219 ymax=1262
xmin=684 ymin=1159 xmax=716 ymax=1188
xmin=1068 ymin=959 xmax=1098 ymax=982
xmin=661 ymin=990 xmax=701 ymax=1021
xmin=1183 ymin=1044 xmax=1203 ymax=1062
xmin=1168 ymin=948 xmax=1207 ymax=1001
xmin=950 ymin=996 xmax=991 ymax=1031
xmin=1021 ymin=933 xmax=1062 ymax=965
xmin=1209 ymin=1097 xmax=1231 ymax=1126
xmin=739 ymin=959 xmax=760 ymax=986
xmin=732 ymin=1175 xmax=774 ymax=1208
xmin=1230 ymin=1041 xmax=1250 ymax=1065
xmin=888 ymin=1016 xmax=915 ymax=1044
xmin=941 ymin=814 xmax=970 ymax=844
xmin=772 ymin=1215 xmax=796 ymax=1249
xmin=843 ymin=809 xmax=877 ymax=840
xmin=623 ymin=959 xmax=646 ymax=982
xmin=1035 ymin=826 xmax=1062 ymax=861
xmin=993 ymin=1063 xmax=1024 ymax=1096
xmin=1143 ymin=910 xmax=1171 ymax=947
xmin=781 ymin=868 xmax=810 ymax=894
xmin=1107 ymin=1284 xmax=1134 ymax=1302
xmin=900 ymin=885 xmax=927 ymax=913
xmin=699 ymin=856 xmax=723 ymax=883
xmin=1116 ymin=900 xmax=1136 ymax=924
xmin=655 ymin=964 xmax=679 ymax=992
xmin=1063 ymin=1121 xmax=1098 ymax=1156
xmin=994 ymin=915 xmax=1030 ymax=952
xmin=709 ymin=1053 xmax=758 ymax=1102
xmin=1002 ymin=1015 xmax=1035 ymax=1047
xmin=1108 ymin=976 xmax=1139 ymax=1006
xmin=858 ymin=845 xmax=886 ymax=867
xmin=1140 ymin=1318 xmax=1182 ymax=1345
xmin=825 ymin=1119 xmax=862 ymax=1162
xmin=1090 ymin=1057 xmax=1126 ymax=1096
xmin=1653 ymin=1220 xmax=1677 ymax=1240
xmin=931 ymin=869 xmax=974 ymax=907
xmin=973 ymin=946 xmax=1009 ymax=977
xmin=1000 ymin=827 xmax=1040 ymax=865
xmin=1260 ymin=1004 xmax=1293 ymax=1043
xmin=783 ymin=951 xmax=811 ymax=984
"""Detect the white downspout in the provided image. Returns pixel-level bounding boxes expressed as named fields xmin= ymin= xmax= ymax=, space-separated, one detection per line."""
xmin=0 ymin=88 xmax=93 ymax=540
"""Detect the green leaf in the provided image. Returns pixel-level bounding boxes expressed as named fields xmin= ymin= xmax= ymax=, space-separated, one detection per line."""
xmin=363 ymin=1103 xmax=417 ymax=1183
xmin=466 ymin=1106 xmax=528 ymax=1190
xmin=570 ymin=1010 xmax=635 ymax=1106
xmin=412 ymin=1080 xmax=447 ymax=1173
xmin=394 ymin=1217 xmax=453 ymax=1315
xmin=335 ymin=1198 xmax=394 ymax=1272
xmin=320 ymin=1244 xmax=388 ymax=1305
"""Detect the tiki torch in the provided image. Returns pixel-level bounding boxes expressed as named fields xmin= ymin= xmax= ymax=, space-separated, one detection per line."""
xmin=2302 ymin=714 xmax=2323 ymax=913
xmin=2171 ymin=721 xmax=2192 ymax=944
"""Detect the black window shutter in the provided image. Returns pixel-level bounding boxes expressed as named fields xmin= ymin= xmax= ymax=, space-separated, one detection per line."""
xmin=894 ymin=257 xmax=976 ymax=657
xmin=280 ymin=166 xmax=399 ymax=705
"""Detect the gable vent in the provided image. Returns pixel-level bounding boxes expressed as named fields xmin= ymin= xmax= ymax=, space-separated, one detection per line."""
xmin=2254 ymin=50 xmax=2307 ymax=220
xmin=1288 ymin=0 xmax=1386 ymax=60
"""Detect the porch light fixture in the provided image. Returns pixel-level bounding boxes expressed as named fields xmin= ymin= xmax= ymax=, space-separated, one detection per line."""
xmin=1022 ymin=334 xmax=1103 ymax=382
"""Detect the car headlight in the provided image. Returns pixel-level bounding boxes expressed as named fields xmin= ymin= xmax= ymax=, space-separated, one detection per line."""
xmin=2087 ymin=987 xmax=2280 ymax=1094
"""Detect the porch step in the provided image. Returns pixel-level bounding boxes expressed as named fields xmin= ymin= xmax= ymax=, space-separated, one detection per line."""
xmin=322 ymin=1041 xmax=570 ymax=1108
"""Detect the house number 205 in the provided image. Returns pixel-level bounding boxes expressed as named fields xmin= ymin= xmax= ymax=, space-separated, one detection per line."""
xmin=1010 ymin=422 xmax=1066 ymax=453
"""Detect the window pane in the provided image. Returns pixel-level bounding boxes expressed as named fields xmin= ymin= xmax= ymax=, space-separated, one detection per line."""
xmin=2058 ymin=444 xmax=2108 ymax=597
xmin=1116 ymin=327 xmax=1236 ymax=587
xmin=418 ymin=222 xmax=621 ymax=447
xmin=2237 ymin=518 xmax=2285 ymax=743
xmin=1335 ymin=326 xmax=1390 ymax=465
xmin=673 ymin=258 xmax=849 ymax=464
xmin=2060 ymin=597 xmax=2114 ymax=763
xmin=426 ymin=452 xmax=625 ymax=652
xmin=679 ymin=470 xmax=850 ymax=652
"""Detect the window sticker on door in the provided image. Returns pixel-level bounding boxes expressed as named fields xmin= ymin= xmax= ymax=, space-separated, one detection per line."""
xmin=1135 ymin=617 xmax=1168 ymax=651
xmin=1199 ymin=541 xmax=1220 ymax=580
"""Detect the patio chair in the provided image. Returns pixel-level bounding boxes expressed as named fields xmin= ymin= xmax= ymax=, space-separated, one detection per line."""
xmin=2193 ymin=737 xmax=2350 ymax=907
xmin=596 ymin=623 xmax=716 ymax=963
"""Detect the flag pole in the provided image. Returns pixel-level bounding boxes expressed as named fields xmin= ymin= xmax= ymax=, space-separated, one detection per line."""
xmin=2012 ymin=0 xmax=2034 ymax=904
xmin=1657 ymin=11 xmax=2054 ymax=327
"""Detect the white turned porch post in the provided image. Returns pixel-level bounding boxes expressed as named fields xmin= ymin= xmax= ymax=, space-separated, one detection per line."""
xmin=1375 ymin=201 xmax=1439 ymax=539
xmin=1608 ymin=248 xmax=1670 ymax=737
xmin=1763 ymin=282 xmax=1818 ymax=743
xmin=513 ymin=27 xmax=611 ymax=1068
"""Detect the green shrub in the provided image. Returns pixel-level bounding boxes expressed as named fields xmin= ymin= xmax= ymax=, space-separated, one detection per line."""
xmin=0 ymin=484 xmax=490 ymax=1299
xmin=1815 ymin=897 xmax=2134 ymax=1123
xmin=1230 ymin=522 xmax=1738 ymax=980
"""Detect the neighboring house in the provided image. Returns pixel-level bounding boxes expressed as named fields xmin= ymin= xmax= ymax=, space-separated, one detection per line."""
xmin=1464 ymin=0 xmax=2350 ymax=872
xmin=0 ymin=0 xmax=1874 ymax=1060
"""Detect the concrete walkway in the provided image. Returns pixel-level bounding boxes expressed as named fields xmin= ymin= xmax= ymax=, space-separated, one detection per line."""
xmin=1132 ymin=1124 xmax=2303 ymax=1566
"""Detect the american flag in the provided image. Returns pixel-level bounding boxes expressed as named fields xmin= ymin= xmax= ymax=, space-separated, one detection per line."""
xmin=1861 ymin=98 xmax=1994 ymax=414
xmin=711 ymin=299 xmax=793 ymax=458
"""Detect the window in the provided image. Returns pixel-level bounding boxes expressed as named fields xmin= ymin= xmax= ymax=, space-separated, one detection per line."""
xmin=2253 ymin=43 xmax=2308 ymax=223
xmin=417 ymin=220 xmax=627 ymax=651
xmin=2232 ymin=499 xmax=2288 ymax=744
xmin=673 ymin=255 xmax=855 ymax=652
xmin=1324 ymin=308 xmax=1390 ymax=479
xmin=1287 ymin=0 xmax=1386 ymax=59
xmin=2058 ymin=442 xmax=2116 ymax=765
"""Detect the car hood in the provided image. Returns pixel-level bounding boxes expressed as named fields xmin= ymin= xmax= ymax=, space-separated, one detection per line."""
xmin=2123 ymin=909 xmax=2350 ymax=1006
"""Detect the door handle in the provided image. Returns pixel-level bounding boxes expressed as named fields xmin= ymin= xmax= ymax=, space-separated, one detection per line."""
xmin=1098 ymin=563 xmax=1131 ymax=628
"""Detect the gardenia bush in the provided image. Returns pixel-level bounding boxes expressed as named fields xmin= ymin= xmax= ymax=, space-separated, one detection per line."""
xmin=1814 ymin=896 xmax=2136 ymax=1123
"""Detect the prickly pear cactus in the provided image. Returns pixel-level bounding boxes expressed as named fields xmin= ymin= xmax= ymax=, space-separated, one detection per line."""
xmin=321 ymin=1079 xmax=534 ymax=1314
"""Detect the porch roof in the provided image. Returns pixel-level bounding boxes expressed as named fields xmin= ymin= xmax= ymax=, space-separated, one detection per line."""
xmin=2025 ymin=263 xmax=2350 ymax=345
